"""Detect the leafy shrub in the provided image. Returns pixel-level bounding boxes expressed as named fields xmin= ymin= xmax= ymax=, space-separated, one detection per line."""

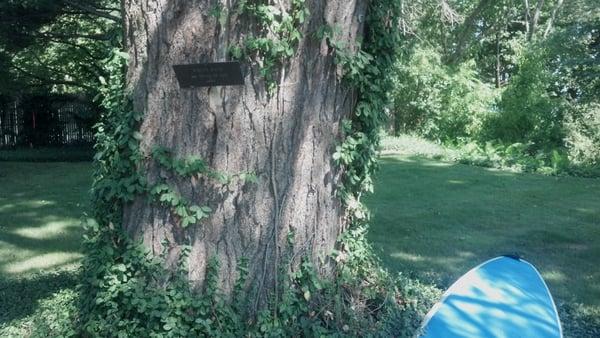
xmin=78 ymin=219 xmax=440 ymax=337
xmin=0 ymin=271 xmax=79 ymax=337
xmin=380 ymin=134 xmax=600 ymax=177
xmin=565 ymin=103 xmax=600 ymax=166
xmin=483 ymin=46 xmax=566 ymax=150
xmin=391 ymin=47 xmax=447 ymax=135
xmin=435 ymin=60 xmax=497 ymax=143
xmin=29 ymin=288 xmax=79 ymax=337
xmin=390 ymin=47 xmax=497 ymax=143
xmin=456 ymin=141 xmax=573 ymax=175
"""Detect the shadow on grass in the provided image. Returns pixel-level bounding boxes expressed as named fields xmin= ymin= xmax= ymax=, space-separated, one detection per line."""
xmin=0 ymin=147 xmax=94 ymax=162
xmin=0 ymin=196 xmax=86 ymax=276
xmin=0 ymin=162 xmax=91 ymax=277
xmin=366 ymin=155 xmax=600 ymax=303
xmin=0 ymin=269 xmax=80 ymax=326
xmin=0 ymin=162 xmax=91 ymax=328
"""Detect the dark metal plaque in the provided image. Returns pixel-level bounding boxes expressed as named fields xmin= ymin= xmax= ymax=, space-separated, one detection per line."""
xmin=173 ymin=62 xmax=244 ymax=88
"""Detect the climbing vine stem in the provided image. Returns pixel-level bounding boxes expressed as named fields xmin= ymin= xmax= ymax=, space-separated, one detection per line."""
xmin=332 ymin=1 xmax=404 ymax=225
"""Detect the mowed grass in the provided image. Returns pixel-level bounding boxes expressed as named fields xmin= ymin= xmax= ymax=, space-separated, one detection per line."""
xmin=366 ymin=155 xmax=600 ymax=334
xmin=0 ymin=162 xmax=92 ymax=275
xmin=1 ymin=158 xmax=599 ymax=335
xmin=0 ymin=162 xmax=92 ymax=333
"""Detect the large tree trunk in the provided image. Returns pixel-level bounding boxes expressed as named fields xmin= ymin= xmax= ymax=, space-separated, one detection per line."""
xmin=122 ymin=0 xmax=366 ymax=309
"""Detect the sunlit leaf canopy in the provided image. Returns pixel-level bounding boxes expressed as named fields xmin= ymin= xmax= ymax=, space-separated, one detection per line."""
xmin=0 ymin=0 xmax=120 ymax=96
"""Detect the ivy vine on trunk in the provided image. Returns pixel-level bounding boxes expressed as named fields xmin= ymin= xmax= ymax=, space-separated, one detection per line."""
xmin=80 ymin=0 xmax=433 ymax=336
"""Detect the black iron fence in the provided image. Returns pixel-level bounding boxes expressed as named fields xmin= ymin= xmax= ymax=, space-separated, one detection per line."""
xmin=0 ymin=95 xmax=98 ymax=148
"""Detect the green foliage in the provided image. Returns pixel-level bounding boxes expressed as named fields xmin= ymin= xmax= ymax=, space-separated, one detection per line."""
xmin=148 ymin=146 xmax=261 ymax=228
xmin=80 ymin=219 xmax=246 ymax=337
xmin=0 ymin=269 xmax=81 ymax=337
xmin=391 ymin=47 xmax=497 ymax=142
xmin=366 ymin=154 xmax=600 ymax=337
xmin=29 ymin=288 xmax=79 ymax=337
xmin=545 ymin=1 xmax=600 ymax=104
xmin=331 ymin=0 xmax=405 ymax=213
xmin=385 ymin=0 xmax=599 ymax=179
xmin=233 ymin=0 xmax=309 ymax=92
xmin=92 ymin=50 xmax=259 ymax=230
xmin=0 ymin=0 xmax=118 ymax=96
xmin=564 ymin=102 xmax=600 ymax=166
xmin=559 ymin=302 xmax=600 ymax=338
xmin=92 ymin=50 xmax=145 ymax=207
xmin=152 ymin=146 xmax=257 ymax=184
xmin=152 ymin=146 xmax=209 ymax=177
xmin=81 ymin=0 xmax=438 ymax=336
xmin=80 ymin=213 xmax=437 ymax=337
xmin=485 ymin=46 xmax=566 ymax=149
xmin=380 ymin=133 xmax=600 ymax=177
xmin=149 ymin=183 xmax=212 ymax=228
xmin=456 ymin=141 xmax=572 ymax=175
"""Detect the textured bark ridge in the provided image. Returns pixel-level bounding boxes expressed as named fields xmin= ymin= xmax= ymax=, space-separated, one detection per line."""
xmin=122 ymin=0 xmax=366 ymax=307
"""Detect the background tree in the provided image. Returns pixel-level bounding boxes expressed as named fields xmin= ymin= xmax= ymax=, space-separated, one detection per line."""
xmin=389 ymin=0 xmax=600 ymax=171
xmin=0 ymin=0 xmax=119 ymax=97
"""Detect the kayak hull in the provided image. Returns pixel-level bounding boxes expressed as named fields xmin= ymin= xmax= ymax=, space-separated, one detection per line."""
xmin=420 ymin=256 xmax=562 ymax=338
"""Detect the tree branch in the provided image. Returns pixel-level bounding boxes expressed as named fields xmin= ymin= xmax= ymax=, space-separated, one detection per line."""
xmin=543 ymin=0 xmax=564 ymax=38
xmin=61 ymin=0 xmax=121 ymax=22
xmin=524 ymin=0 xmax=532 ymax=36
xmin=11 ymin=64 xmax=95 ymax=91
xmin=527 ymin=0 xmax=545 ymax=41
xmin=46 ymin=37 xmax=107 ymax=63
xmin=37 ymin=32 xmax=111 ymax=41
xmin=448 ymin=0 xmax=494 ymax=64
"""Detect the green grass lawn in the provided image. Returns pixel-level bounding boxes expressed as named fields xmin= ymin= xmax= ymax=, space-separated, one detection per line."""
xmin=0 ymin=162 xmax=92 ymax=335
xmin=1 ymin=158 xmax=599 ymax=336
xmin=0 ymin=147 xmax=94 ymax=162
xmin=366 ymin=154 xmax=600 ymax=336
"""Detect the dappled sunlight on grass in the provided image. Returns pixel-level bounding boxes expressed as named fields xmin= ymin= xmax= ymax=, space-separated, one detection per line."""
xmin=0 ymin=200 xmax=57 ymax=213
xmin=13 ymin=219 xmax=80 ymax=239
xmin=0 ymin=162 xmax=92 ymax=277
xmin=0 ymin=162 xmax=91 ymax=332
xmin=4 ymin=252 xmax=83 ymax=274
xmin=389 ymin=251 xmax=426 ymax=262
xmin=0 ymin=215 xmax=86 ymax=276
xmin=542 ymin=270 xmax=567 ymax=283
xmin=575 ymin=207 xmax=595 ymax=215
xmin=395 ymin=156 xmax=418 ymax=163
xmin=419 ymin=160 xmax=454 ymax=167
xmin=366 ymin=154 xmax=600 ymax=311
xmin=0 ymin=269 xmax=80 ymax=328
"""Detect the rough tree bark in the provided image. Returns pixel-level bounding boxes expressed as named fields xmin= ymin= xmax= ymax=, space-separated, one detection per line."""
xmin=121 ymin=0 xmax=367 ymax=309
